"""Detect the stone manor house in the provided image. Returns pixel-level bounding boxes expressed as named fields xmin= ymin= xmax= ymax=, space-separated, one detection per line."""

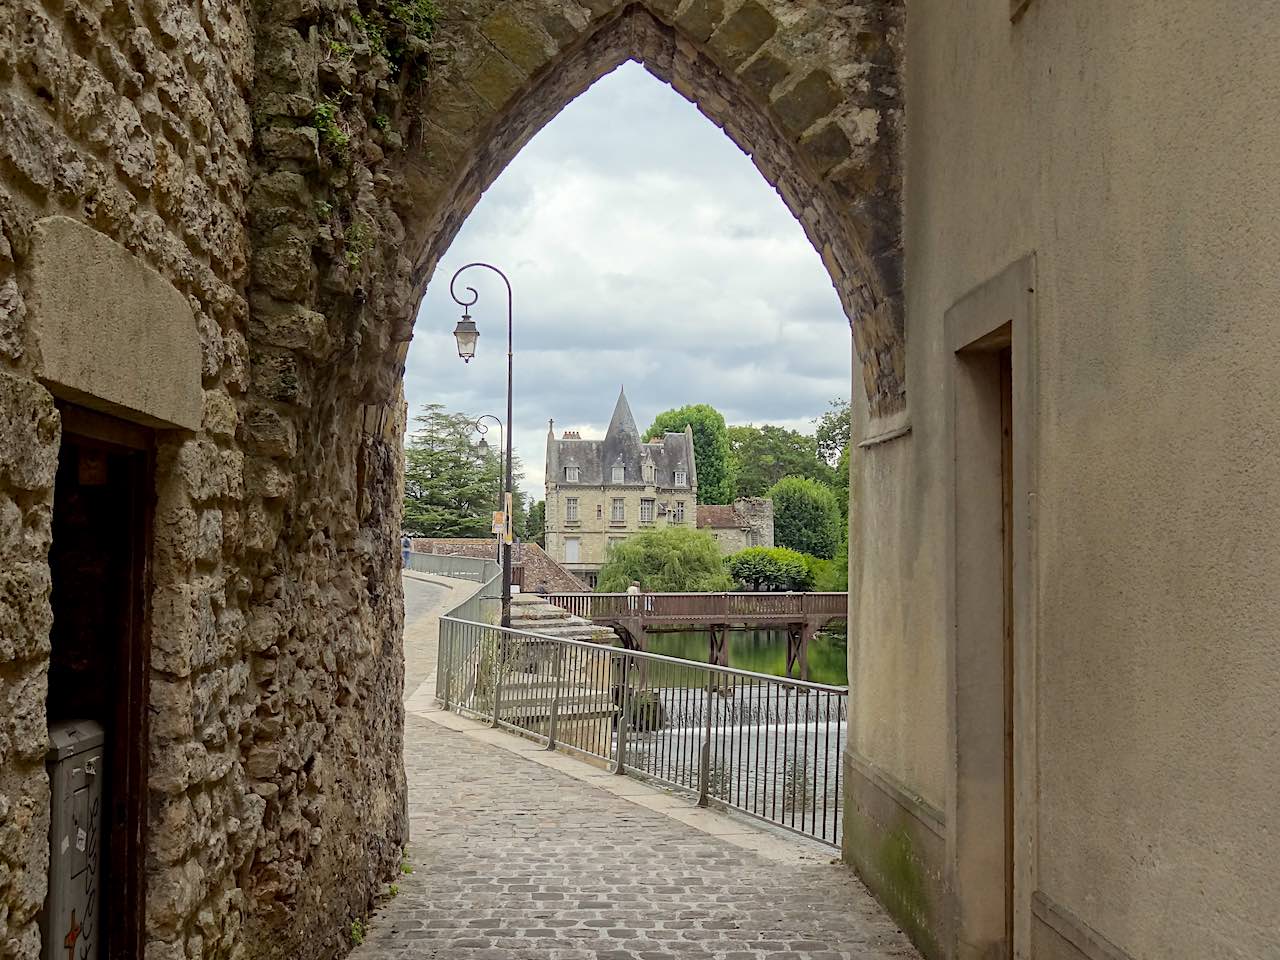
xmin=544 ymin=389 xmax=697 ymax=586
xmin=0 ymin=1 xmax=1276 ymax=960
xmin=544 ymin=390 xmax=776 ymax=586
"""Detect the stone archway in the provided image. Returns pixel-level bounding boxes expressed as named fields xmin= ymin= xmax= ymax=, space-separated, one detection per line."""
xmin=239 ymin=1 xmax=902 ymax=956
xmin=393 ymin=3 xmax=904 ymax=415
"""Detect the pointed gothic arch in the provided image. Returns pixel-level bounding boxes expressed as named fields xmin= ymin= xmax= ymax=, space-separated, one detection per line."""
xmin=390 ymin=0 xmax=904 ymax=417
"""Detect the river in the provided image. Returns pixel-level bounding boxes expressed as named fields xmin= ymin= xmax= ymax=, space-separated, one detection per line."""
xmin=643 ymin=628 xmax=848 ymax=686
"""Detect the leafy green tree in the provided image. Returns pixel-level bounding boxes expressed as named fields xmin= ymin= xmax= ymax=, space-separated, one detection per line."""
xmin=644 ymin=404 xmax=732 ymax=505
xmin=523 ymin=500 xmax=545 ymax=547
xmin=402 ymin=404 xmax=526 ymax=537
xmin=727 ymin=547 xmax=816 ymax=592
xmin=596 ymin=528 xmax=733 ymax=593
xmin=726 ymin=424 xmax=834 ymax=498
xmin=803 ymin=541 xmax=848 ymax=592
xmin=814 ymin=398 xmax=850 ymax=467
xmin=768 ymin=475 xmax=842 ymax=559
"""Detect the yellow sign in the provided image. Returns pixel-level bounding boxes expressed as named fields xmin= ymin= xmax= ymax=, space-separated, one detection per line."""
xmin=491 ymin=511 xmax=505 ymax=535
xmin=503 ymin=493 xmax=514 ymax=544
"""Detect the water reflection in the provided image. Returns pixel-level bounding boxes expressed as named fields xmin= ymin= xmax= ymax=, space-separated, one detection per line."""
xmin=644 ymin=629 xmax=848 ymax=686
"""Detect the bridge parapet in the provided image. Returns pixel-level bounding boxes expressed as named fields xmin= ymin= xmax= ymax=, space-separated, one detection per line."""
xmin=546 ymin=592 xmax=848 ymax=624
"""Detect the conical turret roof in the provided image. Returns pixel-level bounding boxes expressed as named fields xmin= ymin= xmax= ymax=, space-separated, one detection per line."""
xmin=604 ymin=387 xmax=639 ymax=441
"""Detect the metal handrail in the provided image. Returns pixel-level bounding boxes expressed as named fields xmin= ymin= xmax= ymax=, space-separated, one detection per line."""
xmin=435 ymin=613 xmax=848 ymax=846
xmin=441 ymin=616 xmax=848 ymax=692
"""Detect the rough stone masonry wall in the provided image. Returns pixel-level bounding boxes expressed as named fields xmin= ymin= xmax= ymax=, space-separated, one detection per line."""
xmin=0 ymin=0 xmax=900 ymax=958
xmin=0 ymin=0 xmax=409 ymax=953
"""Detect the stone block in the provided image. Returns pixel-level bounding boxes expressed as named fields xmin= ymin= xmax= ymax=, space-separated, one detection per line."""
xmin=202 ymin=390 xmax=238 ymax=439
xmin=0 ymin=372 xmax=59 ymax=492
xmin=0 ymin=277 xmax=25 ymax=359
xmin=250 ymin=348 xmax=309 ymax=407
xmin=738 ymin=49 xmax=790 ymax=99
xmin=481 ymin=8 xmax=556 ymax=75
xmin=800 ymin=120 xmax=853 ymax=176
xmin=772 ymin=69 xmax=841 ymax=137
xmin=467 ymin=51 xmax=527 ymax=112
xmin=708 ymin=0 xmax=777 ymax=67
xmin=24 ymin=216 xmax=201 ymax=429
xmin=250 ymin=226 xmax=314 ymax=301
xmin=675 ymin=0 xmax=725 ymax=42
xmin=245 ymin=404 xmax=297 ymax=458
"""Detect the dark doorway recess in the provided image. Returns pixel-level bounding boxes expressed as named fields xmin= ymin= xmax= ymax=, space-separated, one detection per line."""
xmin=47 ymin=406 xmax=154 ymax=960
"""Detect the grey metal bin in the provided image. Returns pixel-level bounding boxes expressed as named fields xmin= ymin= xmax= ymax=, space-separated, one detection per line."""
xmin=43 ymin=720 xmax=104 ymax=960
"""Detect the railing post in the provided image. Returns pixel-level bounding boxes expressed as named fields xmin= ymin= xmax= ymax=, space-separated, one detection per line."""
xmin=491 ymin=632 xmax=505 ymax=728
xmin=545 ymin=643 xmax=564 ymax=751
xmin=614 ymin=653 xmax=630 ymax=775
xmin=440 ymin=620 xmax=452 ymax=711
xmin=697 ymin=674 xmax=713 ymax=807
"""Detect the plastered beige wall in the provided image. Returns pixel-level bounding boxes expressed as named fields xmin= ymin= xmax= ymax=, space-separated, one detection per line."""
xmin=851 ymin=0 xmax=1280 ymax=955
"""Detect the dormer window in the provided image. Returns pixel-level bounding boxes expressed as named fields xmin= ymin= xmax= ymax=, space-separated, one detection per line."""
xmin=674 ymin=470 xmax=687 ymax=487
xmin=565 ymin=466 xmax=579 ymax=483
xmin=643 ymin=463 xmax=655 ymax=484
xmin=612 ymin=464 xmax=625 ymax=484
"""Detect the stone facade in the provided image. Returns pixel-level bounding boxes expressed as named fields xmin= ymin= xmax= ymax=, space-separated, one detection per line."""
xmin=695 ymin=497 xmax=774 ymax=555
xmin=544 ymin=390 xmax=698 ymax=585
xmin=0 ymin=1 xmax=902 ymax=958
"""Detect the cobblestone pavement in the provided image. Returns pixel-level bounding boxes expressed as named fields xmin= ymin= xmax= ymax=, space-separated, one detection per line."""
xmin=352 ymin=578 xmax=920 ymax=960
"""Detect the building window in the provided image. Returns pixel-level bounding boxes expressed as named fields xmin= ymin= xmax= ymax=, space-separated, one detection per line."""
xmin=674 ymin=500 xmax=686 ymax=523
xmin=612 ymin=464 xmax=625 ymax=484
xmin=565 ymin=537 xmax=580 ymax=564
xmin=596 ymin=504 xmax=603 ymax=519
xmin=566 ymin=497 xmax=579 ymax=522
xmin=747 ymin=529 xmax=760 ymax=547
xmin=611 ymin=498 xmax=625 ymax=523
xmin=640 ymin=499 xmax=654 ymax=523
xmin=674 ymin=470 xmax=687 ymax=487
xmin=643 ymin=463 xmax=655 ymax=483
xmin=565 ymin=466 xmax=579 ymax=482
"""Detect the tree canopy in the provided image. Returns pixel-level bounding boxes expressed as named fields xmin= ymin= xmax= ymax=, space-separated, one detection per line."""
xmin=523 ymin=500 xmax=545 ymax=547
xmin=726 ymin=546 xmax=816 ymax=592
xmin=726 ymin=424 xmax=835 ymax=498
xmin=402 ymin=404 xmax=526 ymax=538
xmin=596 ymin=528 xmax=733 ymax=593
xmin=767 ymin=475 xmax=842 ymax=559
xmin=814 ymin=397 xmax=850 ymax=467
xmin=644 ymin=404 xmax=732 ymax=504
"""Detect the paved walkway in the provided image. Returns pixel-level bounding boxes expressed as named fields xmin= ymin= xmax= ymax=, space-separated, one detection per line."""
xmin=351 ymin=576 xmax=920 ymax=960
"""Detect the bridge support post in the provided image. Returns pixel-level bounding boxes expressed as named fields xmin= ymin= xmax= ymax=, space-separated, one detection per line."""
xmin=785 ymin=624 xmax=813 ymax=682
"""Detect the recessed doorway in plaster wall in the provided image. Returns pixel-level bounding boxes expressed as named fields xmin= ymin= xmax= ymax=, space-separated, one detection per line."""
xmin=947 ymin=255 xmax=1037 ymax=960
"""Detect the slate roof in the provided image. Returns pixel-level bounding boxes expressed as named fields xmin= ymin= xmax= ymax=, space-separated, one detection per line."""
xmin=546 ymin=389 xmax=696 ymax=490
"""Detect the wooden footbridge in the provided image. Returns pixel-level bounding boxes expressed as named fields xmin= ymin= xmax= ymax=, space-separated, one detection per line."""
xmin=544 ymin=592 xmax=848 ymax=681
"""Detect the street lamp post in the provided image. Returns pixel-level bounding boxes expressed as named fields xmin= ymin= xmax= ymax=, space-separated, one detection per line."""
xmin=472 ymin=414 xmax=504 ymax=567
xmin=450 ymin=262 xmax=515 ymax=628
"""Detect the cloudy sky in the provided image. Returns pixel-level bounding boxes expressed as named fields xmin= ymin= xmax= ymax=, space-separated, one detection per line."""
xmin=405 ymin=61 xmax=850 ymax=501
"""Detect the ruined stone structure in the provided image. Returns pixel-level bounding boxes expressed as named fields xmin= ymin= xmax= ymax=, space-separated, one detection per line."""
xmin=0 ymin=1 xmax=902 ymax=958
xmin=695 ymin=497 xmax=774 ymax=555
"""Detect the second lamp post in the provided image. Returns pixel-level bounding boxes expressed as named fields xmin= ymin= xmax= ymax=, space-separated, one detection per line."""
xmin=450 ymin=262 xmax=515 ymax=628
